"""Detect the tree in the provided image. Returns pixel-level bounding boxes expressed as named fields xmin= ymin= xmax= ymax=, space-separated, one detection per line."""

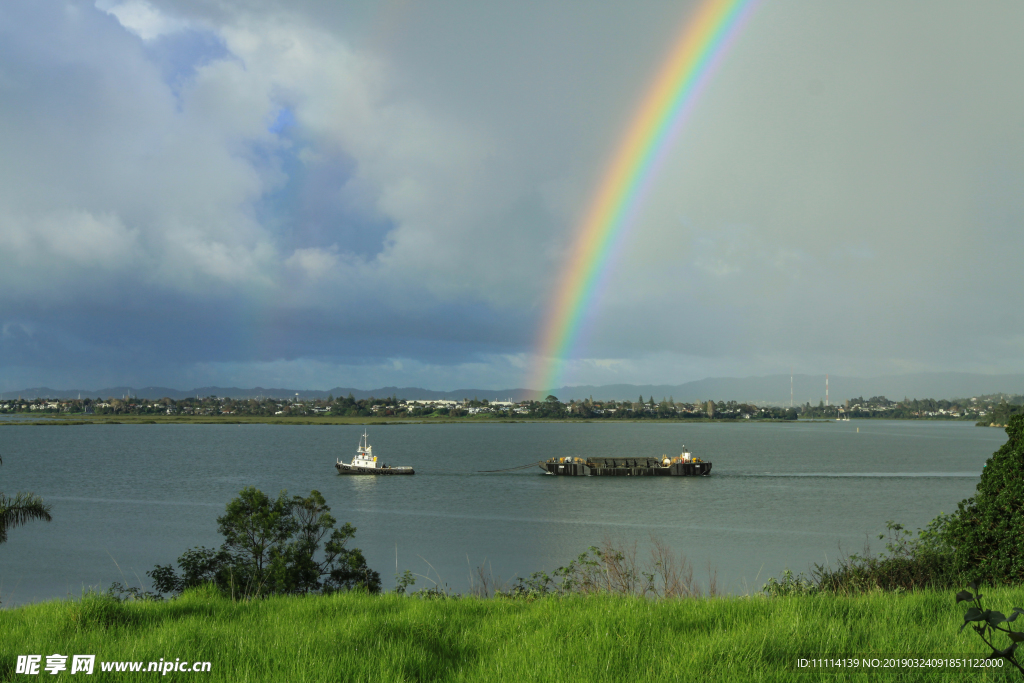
xmin=0 ymin=458 xmax=53 ymax=544
xmin=149 ymin=487 xmax=380 ymax=597
xmin=218 ymin=487 xmax=295 ymax=587
xmin=282 ymin=490 xmax=379 ymax=594
xmin=0 ymin=493 xmax=53 ymax=544
xmin=945 ymin=414 xmax=1024 ymax=584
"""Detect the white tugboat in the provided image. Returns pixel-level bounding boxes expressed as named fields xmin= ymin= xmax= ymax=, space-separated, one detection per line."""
xmin=335 ymin=431 xmax=414 ymax=475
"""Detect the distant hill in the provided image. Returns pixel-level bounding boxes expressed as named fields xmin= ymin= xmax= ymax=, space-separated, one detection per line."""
xmin=1 ymin=385 xmax=531 ymax=402
xmin=6 ymin=372 xmax=1024 ymax=404
xmin=551 ymin=373 xmax=1024 ymax=404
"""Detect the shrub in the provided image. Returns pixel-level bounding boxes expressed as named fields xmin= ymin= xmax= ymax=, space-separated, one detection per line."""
xmin=946 ymin=414 xmax=1024 ymax=585
xmin=810 ymin=517 xmax=960 ymax=593
xmin=957 ymin=581 xmax=1024 ymax=675
xmin=762 ymin=569 xmax=818 ymax=597
xmin=503 ymin=538 xmax=715 ymax=598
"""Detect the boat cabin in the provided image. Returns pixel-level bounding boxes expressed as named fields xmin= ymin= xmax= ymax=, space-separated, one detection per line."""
xmin=349 ymin=432 xmax=378 ymax=469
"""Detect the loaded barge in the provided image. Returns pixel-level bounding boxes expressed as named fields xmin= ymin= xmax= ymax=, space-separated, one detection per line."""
xmin=540 ymin=448 xmax=710 ymax=477
xmin=336 ymin=431 xmax=414 ymax=475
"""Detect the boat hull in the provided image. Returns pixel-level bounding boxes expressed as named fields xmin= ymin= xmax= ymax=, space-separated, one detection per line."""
xmin=540 ymin=459 xmax=711 ymax=477
xmin=336 ymin=464 xmax=414 ymax=475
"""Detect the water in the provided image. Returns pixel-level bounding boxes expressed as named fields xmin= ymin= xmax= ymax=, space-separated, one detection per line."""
xmin=0 ymin=421 xmax=1004 ymax=604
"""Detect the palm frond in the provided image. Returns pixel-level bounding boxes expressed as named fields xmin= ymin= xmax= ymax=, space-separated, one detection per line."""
xmin=0 ymin=492 xmax=53 ymax=544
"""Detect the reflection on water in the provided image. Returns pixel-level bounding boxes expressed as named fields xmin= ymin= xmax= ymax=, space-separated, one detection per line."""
xmin=0 ymin=420 xmax=1005 ymax=603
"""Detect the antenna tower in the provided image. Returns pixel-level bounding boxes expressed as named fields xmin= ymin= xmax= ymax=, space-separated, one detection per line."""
xmin=826 ymin=374 xmax=829 ymax=407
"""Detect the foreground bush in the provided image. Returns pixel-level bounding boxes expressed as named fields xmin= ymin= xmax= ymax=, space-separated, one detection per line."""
xmin=947 ymin=414 xmax=1024 ymax=585
xmin=504 ymin=538 xmax=717 ymax=599
xmin=809 ymin=517 xmax=962 ymax=594
xmin=957 ymin=581 xmax=1024 ymax=675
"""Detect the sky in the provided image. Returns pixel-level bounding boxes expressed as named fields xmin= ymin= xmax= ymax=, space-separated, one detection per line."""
xmin=2 ymin=0 xmax=1024 ymax=393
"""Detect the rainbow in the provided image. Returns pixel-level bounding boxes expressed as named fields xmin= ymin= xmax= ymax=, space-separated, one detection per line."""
xmin=527 ymin=0 xmax=760 ymax=396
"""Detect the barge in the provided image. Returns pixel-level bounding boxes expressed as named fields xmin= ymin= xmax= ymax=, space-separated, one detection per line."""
xmin=540 ymin=448 xmax=710 ymax=477
xmin=336 ymin=431 xmax=414 ymax=475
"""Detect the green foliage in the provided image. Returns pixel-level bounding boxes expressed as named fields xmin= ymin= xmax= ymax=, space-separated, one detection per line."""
xmin=957 ymin=581 xmax=1024 ymax=675
xmin=148 ymin=487 xmax=380 ymax=599
xmin=0 ymin=492 xmax=53 ymax=544
xmin=219 ymin=488 xmax=294 ymax=586
xmin=148 ymin=546 xmax=237 ymax=597
xmin=762 ymin=569 xmax=818 ymax=597
xmin=106 ymin=582 xmax=163 ymax=603
xmin=947 ymin=414 xmax=1024 ymax=585
xmin=394 ymin=569 xmax=416 ymax=595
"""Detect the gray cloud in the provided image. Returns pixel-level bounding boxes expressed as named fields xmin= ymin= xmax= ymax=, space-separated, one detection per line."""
xmin=1 ymin=0 xmax=1022 ymax=391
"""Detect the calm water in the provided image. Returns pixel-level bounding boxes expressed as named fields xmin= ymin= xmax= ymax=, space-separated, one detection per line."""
xmin=0 ymin=421 xmax=1005 ymax=604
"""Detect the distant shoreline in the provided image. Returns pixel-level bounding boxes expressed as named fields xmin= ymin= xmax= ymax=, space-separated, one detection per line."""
xmin=0 ymin=414 xmax=985 ymax=426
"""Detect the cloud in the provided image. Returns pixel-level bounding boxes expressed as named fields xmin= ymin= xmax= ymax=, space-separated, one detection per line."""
xmin=98 ymin=0 xmax=188 ymax=41
xmin=0 ymin=2 xmax=282 ymax=297
xmin=3 ymin=0 xmax=1024 ymax=390
xmin=0 ymin=210 xmax=140 ymax=286
xmin=284 ymin=246 xmax=340 ymax=280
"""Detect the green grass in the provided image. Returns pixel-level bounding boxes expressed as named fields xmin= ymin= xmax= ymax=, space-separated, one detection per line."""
xmin=3 ymin=587 xmax=1022 ymax=681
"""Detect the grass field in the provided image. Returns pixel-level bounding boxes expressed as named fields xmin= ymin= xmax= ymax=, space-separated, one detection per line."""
xmin=3 ymin=587 xmax=1022 ymax=681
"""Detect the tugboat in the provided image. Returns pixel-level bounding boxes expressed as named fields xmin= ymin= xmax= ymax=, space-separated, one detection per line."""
xmin=539 ymin=446 xmax=711 ymax=477
xmin=336 ymin=431 xmax=414 ymax=475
